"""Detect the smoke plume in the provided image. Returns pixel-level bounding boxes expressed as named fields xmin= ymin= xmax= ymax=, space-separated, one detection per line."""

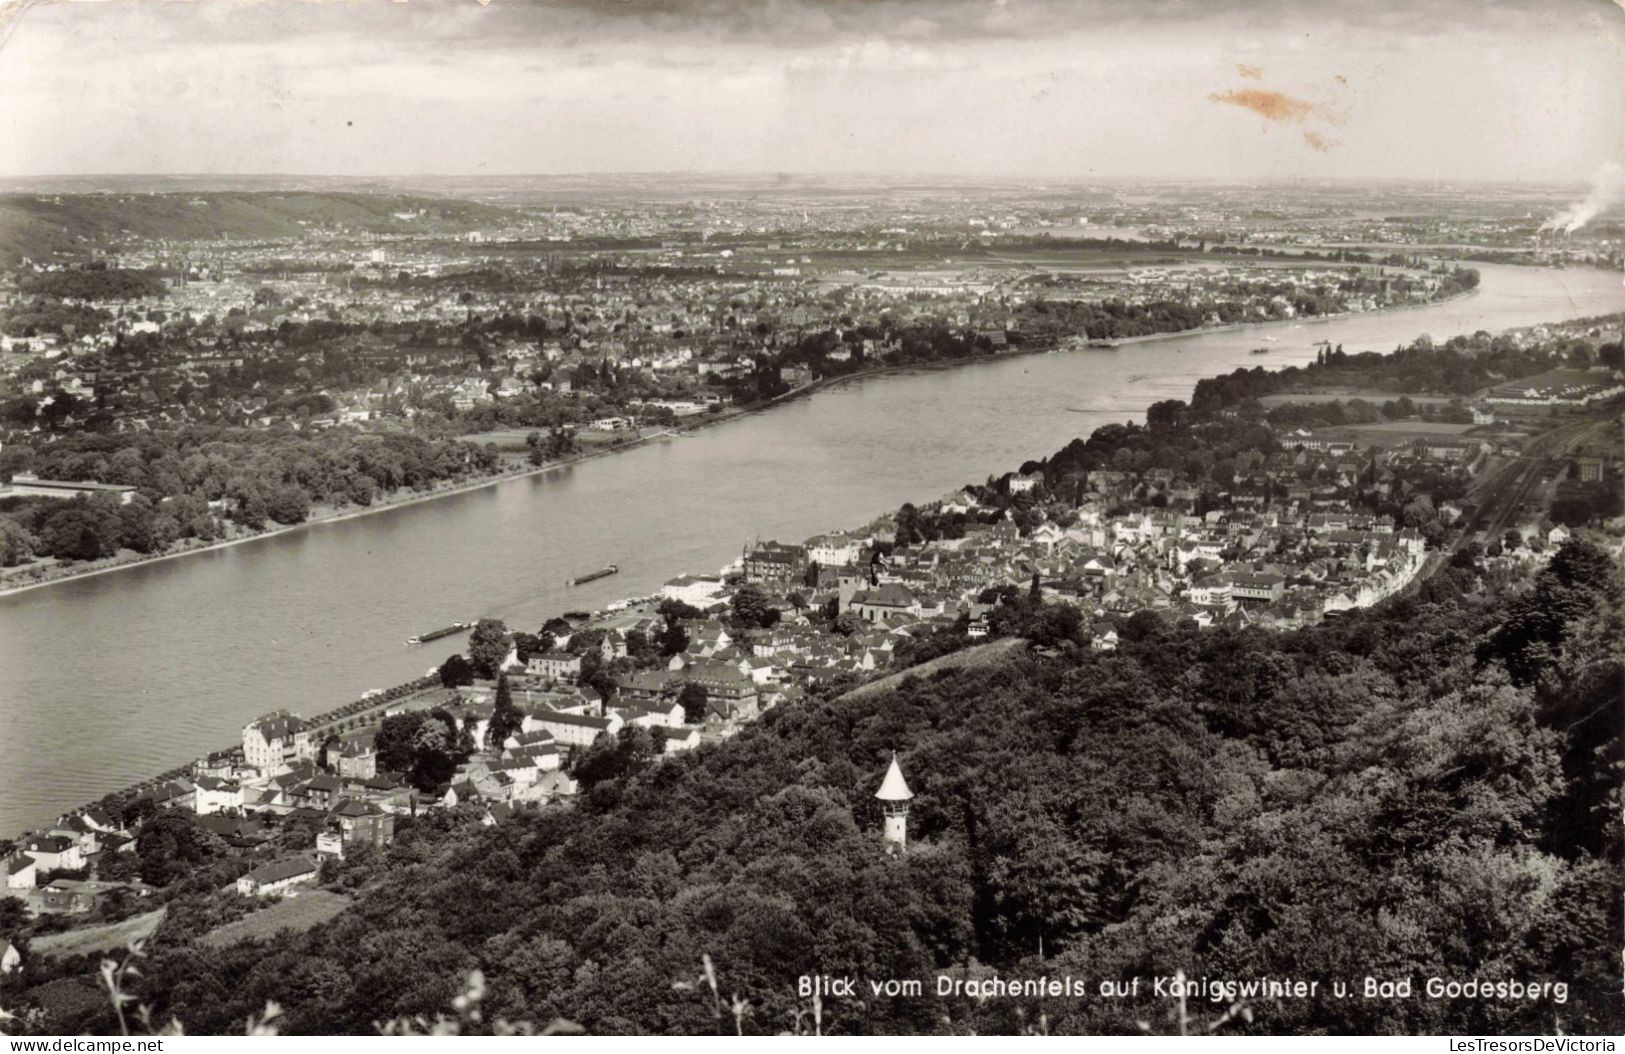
xmin=1540 ymin=160 xmax=1624 ymax=234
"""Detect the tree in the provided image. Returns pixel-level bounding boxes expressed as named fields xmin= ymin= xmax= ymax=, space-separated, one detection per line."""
xmin=0 ymin=518 xmax=38 ymax=565
xmin=438 ymin=653 xmax=474 ymax=688
xmin=572 ymin=724 xmax=657 ymax=791
xmin=730 ymin=584 xmax=776 ymax=630
xmin=409 ymin=712 xmax=459 ymax=792
xmin=135 ymin=811 xmax=225 ymax=886
xmin=38 ymin=495 xmax=122 ymax=561
xmin=656 ymin=599 xmax=703 ymax=622
xmin=487 ymin=675 xmax=524 ymax=748
xmin=373 ymin=712 xmax=424 ymax=774
xmin=512 ymin=632 xmax=546 ymax=665
xmin=658 ymin=618 xmax=690 ymax=657
xmin=831 ymin=612 xmax=863 ymax=636
xmin=467 ymin=617 xmax=511 ymax=678
xmin=677 ymin=682 xmax=709 ymax=725
xmin=265 ymin=484 xmax=311 ymax=525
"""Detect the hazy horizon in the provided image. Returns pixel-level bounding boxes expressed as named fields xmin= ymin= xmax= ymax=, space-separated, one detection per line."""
xmin=1 ymin=0 xmax=1621 ymax=184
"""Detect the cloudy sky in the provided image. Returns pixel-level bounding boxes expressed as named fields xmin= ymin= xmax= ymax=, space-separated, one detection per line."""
xmin=0 ymin=0 xmax=1620 ymax=181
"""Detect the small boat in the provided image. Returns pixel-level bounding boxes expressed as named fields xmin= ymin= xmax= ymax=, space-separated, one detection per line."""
xmin=1250 ymin=347 xmax=1272 ymax=355
xmin=406 ymin=621 xmax=471 ymax=646
xmin=567 ymin=564 xmax=619 ymax=587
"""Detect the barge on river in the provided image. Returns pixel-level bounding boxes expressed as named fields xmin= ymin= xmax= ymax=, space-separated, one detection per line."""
xmin=406 ymin=621 xmax=472 ymax=646
xmin=566 ymin=564 xmax=619 ymax=587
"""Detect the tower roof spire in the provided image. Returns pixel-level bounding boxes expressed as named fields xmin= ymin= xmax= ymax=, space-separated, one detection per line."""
xmin=875 ymin=753 xmax=914 ymax=801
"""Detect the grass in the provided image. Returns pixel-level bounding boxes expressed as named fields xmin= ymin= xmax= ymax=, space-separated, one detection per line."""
xmin=198 ymin=889 xmax=352 ymax=949
xmin=837 ymin=637 xmax=1027 ymax=704
xmin=1343 ymin=421 xmax=1475 ymax=434
xmin=1257 ymin=391 xmax=1458 ymax=406
xmin=31 ymin=908 xmax=167 ymax=959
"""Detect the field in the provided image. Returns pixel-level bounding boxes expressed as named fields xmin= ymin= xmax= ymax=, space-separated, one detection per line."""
xmin=31 ymin=908 xmax=167 ymax=959
xmin=1344 ymin=421 xmax=1475 ymax=434
xmin=460 ymin=429 xmax=539 ymax=451
xmin=1306 ymin=420 xmax=1480 ymax=450
xmin=1258 ymin=391 xmax=1457 ymax=406
xmin=461 ymin=426 xmax=663 ymax=453
xmin=836 ymin=637 xmax=1026 ymax=704
xmin=199 ymin=890 xmax=352 ymax=949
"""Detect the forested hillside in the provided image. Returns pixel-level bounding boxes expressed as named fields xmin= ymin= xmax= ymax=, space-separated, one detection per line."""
xmin=0 ymin=193 xmax=519 ymax=266
xmin=13 ymin=538 xmax=1617 ymax=1036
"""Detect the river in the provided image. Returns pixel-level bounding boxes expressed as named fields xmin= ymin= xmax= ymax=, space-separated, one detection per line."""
xmin=1 ymin=262 xmax=1620 ymax=834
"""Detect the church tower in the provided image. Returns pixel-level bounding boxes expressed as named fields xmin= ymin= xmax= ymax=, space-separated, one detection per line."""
xmin=875 ymin=753 xmax=914 ymax=852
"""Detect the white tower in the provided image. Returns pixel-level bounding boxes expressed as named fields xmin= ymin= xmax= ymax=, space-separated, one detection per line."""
xmin=876 ymin=753 xmax=914 ymax=852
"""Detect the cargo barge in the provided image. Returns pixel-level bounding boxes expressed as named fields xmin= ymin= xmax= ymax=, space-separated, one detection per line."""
xmin=566 ymin=564 xmax=619 ymax=587
xmin=405 ymin=621 xmax=472 ymax=646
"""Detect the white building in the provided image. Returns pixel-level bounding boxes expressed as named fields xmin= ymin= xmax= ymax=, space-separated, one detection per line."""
xmin=242 ymin=711 xmax=314 ymax=772
xmin=192 ymin=776 xmax=242 ymax=815
xmin=660 ymin=574 xmax=727 ymax=608
xmin=530 ymin=709 xmax=624 ymax=748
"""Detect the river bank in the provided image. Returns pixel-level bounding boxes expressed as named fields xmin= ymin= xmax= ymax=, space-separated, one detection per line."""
xmin=1079 ymin=286 xmax=1481 ymax=349
xmin=0 ymin=423 xmax=701 ymax=600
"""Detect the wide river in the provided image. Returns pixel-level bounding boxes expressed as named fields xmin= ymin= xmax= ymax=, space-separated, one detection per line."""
xmin=1 ymin=263 xmax=1620 ymax=834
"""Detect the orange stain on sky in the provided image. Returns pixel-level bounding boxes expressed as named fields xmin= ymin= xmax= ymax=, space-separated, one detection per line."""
xmin=1236 ymin=63 xmax=1263 ymax=79
xmin=1303 ymin=130 xmax=1334 ymax=152
xmin=1208 ymin=88 xmax=1333 ymax=124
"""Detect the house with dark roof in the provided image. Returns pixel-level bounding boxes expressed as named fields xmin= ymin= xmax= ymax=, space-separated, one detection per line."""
xmin=236 ymin=856 xmax=320 ymax=896
xmin=846 ymin=583 xmax=920 ymax=624
xmin=243 ymin=710 xmax=314 ymax=772
xmin=33 ymin=879 xmax=154 ymax=915
xmin=21 ymin=835 xmax=82 ymax=873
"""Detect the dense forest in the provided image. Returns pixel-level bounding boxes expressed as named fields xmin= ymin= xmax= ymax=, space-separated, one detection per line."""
xmin=7 ymin=536 xmax=1617 ymax=1036
xmin=0 ymin=428 xmax=502 ymax=566
xmin=15 ymin=267 xmax=169 ymax=302
xmin=1192 ymin=328 xmax=1623 ymax=409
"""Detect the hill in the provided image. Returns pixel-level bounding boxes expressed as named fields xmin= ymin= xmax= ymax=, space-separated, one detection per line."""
xmin=198 ymin=891 xmax=352 ymax=949
xmin=29 ymin=908 xmax=167 ymax=960
xmin=16 ymin=541 xmax=1600 ymax=1037
xmin=835 ymin=637 xmax=1025 ymax=704
xmin=0 ymin=191 xmax=522 ymax=266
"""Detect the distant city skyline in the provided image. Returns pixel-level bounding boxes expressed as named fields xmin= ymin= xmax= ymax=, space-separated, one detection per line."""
xmin=0 ymin=0 xmax=1620 ymax=183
